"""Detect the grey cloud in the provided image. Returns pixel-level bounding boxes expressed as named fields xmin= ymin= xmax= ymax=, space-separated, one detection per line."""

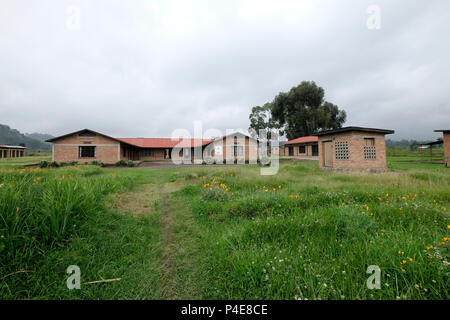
xmin=1 ymin=0 xmax=449 ymax=140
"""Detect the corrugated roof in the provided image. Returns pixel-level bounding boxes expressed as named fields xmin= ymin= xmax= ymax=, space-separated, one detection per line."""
xmin=313 ymin=126 xmax=395 ymax=136
xmin=117 ymin=138 xmax=215 ymax=148
xmin=0 ymin=145 xmax=27 ymax=149
xmin=285 ymin=136 xmax=318 ymax=145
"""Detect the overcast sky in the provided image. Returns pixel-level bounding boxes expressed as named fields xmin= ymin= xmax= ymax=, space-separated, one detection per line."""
xmin=1 ymin=0 xmax=449 ymax=140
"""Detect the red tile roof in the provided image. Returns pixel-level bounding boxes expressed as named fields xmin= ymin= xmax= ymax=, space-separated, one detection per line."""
xmin=285 ymin=136 xmax=318 ymax=145
xmin=117 ymin=138 xmax=215 ymax=148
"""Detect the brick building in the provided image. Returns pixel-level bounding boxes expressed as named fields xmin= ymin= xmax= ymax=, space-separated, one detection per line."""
xmin=47 ymin=129 xmax=259 ymax=164
xmin=314 ymin=127 xmax=394 ymax=172
xmin=0 ymin=145 xmax=27 ymax=159
xmin=434 ymin=129 xmax=450 ymax=167
xmin=284 ymin=136 xmax=318 ymax=159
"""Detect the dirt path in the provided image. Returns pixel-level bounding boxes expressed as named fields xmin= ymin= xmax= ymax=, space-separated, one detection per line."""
xmin=159 ymin=184 xmax=177 ymax=299
xmin=112 ymin=171 xmax=205 ymax=299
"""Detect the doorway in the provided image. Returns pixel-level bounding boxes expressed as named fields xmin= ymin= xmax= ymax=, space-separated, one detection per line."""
xmin=323 ymin=142 xmax=332 ymax=167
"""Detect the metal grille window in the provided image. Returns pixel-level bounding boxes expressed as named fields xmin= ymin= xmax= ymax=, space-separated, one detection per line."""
xmin=335 ymin=141 xmax=349 ymax=160
xmin=299 ymin=145 xmax=306 ymax=154
xmin=79 ymin=146 xmax=96 ymax=158
xmin=364 ymin=147 xmax=376 ymax=160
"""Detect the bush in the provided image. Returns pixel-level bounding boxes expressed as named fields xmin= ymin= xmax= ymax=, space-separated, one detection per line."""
xmin=127 ymin=161 xmax=135 ymax=167
xmin=39 ymin=161 xmax=49 ymax=168
xmin=115 ymin=160 xmax=127 ymax=167
xmin=60 ymin=161 xmax=78 ymax=167
xmin=91 ymin=161 xmax=105 ymax=167
xmin=49 ymin=161 xmax=60 ymax=168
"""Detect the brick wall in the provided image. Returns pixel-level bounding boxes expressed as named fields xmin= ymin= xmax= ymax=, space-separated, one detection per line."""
xmin=206 ymin=135 xmax=259 ymax=163
xmin=52 ymin=133 xmax=120 ymax=164
xmin=318 ymin=131 xmax=387 ymax=171
xmin=443 ymin=132 xmax=450 ymax=167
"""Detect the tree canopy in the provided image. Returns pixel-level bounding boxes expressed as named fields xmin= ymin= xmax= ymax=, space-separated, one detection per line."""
xmin=270 ymin=81 xmax=346 ymax=140
xmin=249 ymin=81 xmax=346 ymax=141
xmin=248 ymin=103 xmax=282 ymax=139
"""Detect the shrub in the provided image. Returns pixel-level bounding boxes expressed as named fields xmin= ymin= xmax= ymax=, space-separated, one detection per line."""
xmin=115 ymin=160 xmax=127 ymax=167
xmin=49 ymin=161 xmax=60 ymax=168
xmin=127 ymin=161 xmax=135 ymax=167
xmin=39 ymin=161 xmax=49 ymax=168
xmin=91 ymin=161 xmax=105 ymax=167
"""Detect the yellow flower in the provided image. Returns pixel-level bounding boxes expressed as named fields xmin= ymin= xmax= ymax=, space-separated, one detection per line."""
xmin=409 ymin=258 xmax=413 ymax=262
xmin=401 ymin=260 xmax=407 ymax=264
xmin=398 ymin=250 xmax=401 ymax=254
xmin=295 ymin=195 xmax=299 ymax=199
xmin=378 ymin=197 xmax=382 ymax=201
xmin=62 ymin=175 xmax=65 ymax=179
xmin=447 ymin=225 xmax=450 ymax=230
xmin=290 ymin=194 xmax=294 ymax=198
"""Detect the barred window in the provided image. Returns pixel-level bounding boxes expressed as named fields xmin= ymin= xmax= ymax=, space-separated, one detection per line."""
xmin=79 ymin=146 xmax=96 ymax=158
xmin=364 ymin=147 xmax=376 ymax=160
xmin=335 ymin=141 xmax=349 ymax=160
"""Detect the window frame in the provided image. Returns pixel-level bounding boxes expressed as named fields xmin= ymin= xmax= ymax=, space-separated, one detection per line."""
xmin=79 ymin=146 xmax=96 ymax=159
xmin=299 ymin=145 xmax=306 ymax=154
xmin=233 ymin=145 xmax=244 ymax=156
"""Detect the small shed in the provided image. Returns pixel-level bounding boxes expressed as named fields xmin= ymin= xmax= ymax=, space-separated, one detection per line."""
xmin=0 ymin=145 xmax=27 ymax=159
xmin=313 ymin=127 xmax=394 ymax=172
xmin=434 ymin=130 xmax=450 ymax=167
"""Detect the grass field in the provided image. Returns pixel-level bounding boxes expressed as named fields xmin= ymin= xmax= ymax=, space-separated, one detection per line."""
xmin=0 ymin=154 xmax=449 ymax=300
xmin=0 ymin=153 xmax=51 ymax=169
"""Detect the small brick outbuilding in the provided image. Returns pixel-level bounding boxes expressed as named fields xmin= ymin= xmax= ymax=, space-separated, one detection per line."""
xmin=313 ymin=127 xmax=394 ymax=172
xmin=434 ymin=130 xmax=450 ymax=167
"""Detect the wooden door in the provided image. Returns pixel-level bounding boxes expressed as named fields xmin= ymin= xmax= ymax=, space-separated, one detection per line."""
xmin=323 ymin=142 xmax=332 ymax=167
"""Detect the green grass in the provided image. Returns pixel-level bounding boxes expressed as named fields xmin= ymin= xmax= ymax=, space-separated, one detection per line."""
xmin=0 ymin=154 xmax=52 ymax=169
xmin=0 ymin=159 xmax=449 ymax=300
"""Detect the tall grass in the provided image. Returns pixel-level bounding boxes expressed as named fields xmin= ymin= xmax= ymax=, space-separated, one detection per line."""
xmin=0 ymin=166 xmax=131 ymax=293
xmin=179 ymin=164 xmax=450 ymax=300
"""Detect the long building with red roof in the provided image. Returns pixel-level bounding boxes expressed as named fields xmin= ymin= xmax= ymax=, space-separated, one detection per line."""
xmin=47 ymin=129 xmax=259 ymax=164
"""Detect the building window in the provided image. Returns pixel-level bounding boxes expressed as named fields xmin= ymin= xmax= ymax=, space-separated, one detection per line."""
xmin=364 ymin=147 xmax=376 ymax=160
xmin=364 ymin=138 xmax=375 ymax=146
xmin=142 ymin=149 xmax=155 ymax=157
xmin=299 ymin=145 xmax=306 ymax=154
xmin=335 ymin=141 xmax=349 ymax=160
xmin=233 ymin=146 xmax=244 ymax=156
xmin=79 ymin=146 xmax=96 ymax=158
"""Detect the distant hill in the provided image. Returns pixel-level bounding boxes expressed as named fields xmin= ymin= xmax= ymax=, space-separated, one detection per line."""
xmin=26 ymin=132 xmax=55 ymax=142
xmin=0 ymin=124 xmax=52 ymax=151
